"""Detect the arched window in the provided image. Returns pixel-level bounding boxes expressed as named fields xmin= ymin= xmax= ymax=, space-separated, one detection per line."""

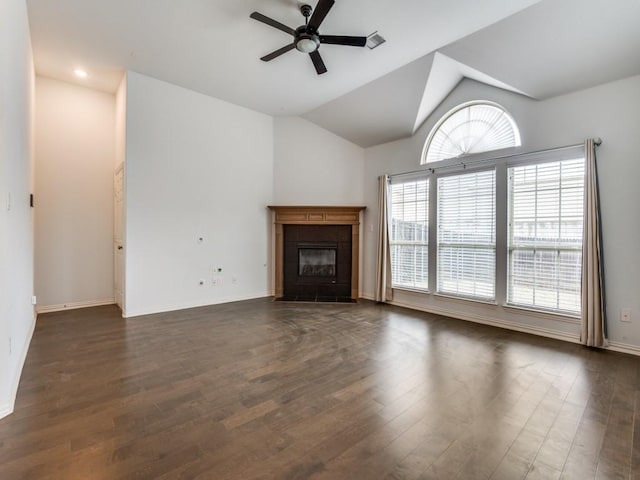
xmin=422 ymin=101 xmax=520 ymax=164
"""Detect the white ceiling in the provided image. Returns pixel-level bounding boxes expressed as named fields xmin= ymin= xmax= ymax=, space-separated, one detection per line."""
xmin=26 ymin=0 xmax=640 ymax=148
xmin=441 ymin=0 xmax=640 ymax=100
xmin=304 ymin=0 xmax=640 ymax=146
xmin=303 ymin=51 xmax=528 ymax=147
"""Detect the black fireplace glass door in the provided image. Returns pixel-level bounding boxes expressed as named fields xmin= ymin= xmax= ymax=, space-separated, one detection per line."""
xmin=298 ymin=248 xmax=336 ymax=277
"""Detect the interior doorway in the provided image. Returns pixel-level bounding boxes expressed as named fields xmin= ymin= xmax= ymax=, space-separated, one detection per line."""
xmin=114 ymin=164 xmax=124 ymax=310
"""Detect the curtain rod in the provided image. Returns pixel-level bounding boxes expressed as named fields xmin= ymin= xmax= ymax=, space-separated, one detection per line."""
xmin=389 ymin=138 xmax=602 ymax=179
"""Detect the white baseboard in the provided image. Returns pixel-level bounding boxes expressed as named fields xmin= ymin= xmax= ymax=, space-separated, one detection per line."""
xmin=0 ymin=403 xmax=11 ymax=419
xmin=381 ymin=298 xmax=640 ymax=356
xmin=387 ymin=298 xmax=581 ymax=345
xmin=606 ymin=341 xmax=640 ymax=356
xmin=36 ymin=298 xmax=115 ymax=314
xmin=124 ymin=292 xmax=272 ymax=318
xmin=0 ymin=311 xmax=37 ymax=420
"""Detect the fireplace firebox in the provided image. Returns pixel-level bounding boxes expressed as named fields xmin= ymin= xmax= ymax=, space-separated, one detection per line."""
xmin=298 ymin=245 xmax=337 ymax=277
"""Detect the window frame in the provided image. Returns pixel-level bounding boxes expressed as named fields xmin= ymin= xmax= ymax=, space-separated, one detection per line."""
xmin=506 ymin=156 xmax=585 ymax=316
xmin=388 ymin=175 xmax=430 ymax=291
xmin=436 ymin=167 xmax=497 ymax=302
xmin=387 ymin=144 xmax=585 ymax=320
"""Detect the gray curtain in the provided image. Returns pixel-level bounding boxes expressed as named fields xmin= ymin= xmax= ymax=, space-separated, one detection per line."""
xmin=375 ymin=175 xmax=393 ymax=302
xmin=580 ymin=139 xmax=606 ymax=346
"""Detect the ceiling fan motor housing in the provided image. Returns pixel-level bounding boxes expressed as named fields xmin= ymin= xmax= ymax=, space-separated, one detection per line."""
xmin=295 ymin=26 xmax=320 ymax=53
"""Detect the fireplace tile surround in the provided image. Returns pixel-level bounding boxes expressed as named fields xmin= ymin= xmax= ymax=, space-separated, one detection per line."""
xmin=268 ymin=206 xmax=366 ymax=301
xmin=284 ymin=224 xmax=351 ymax=299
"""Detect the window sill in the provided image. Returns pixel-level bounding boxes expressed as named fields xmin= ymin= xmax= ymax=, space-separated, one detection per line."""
xmin=391 ymin=289 xmax=581 ymax=324
xmin=392 ymin=286 xmax=430 ymax=295
xmin=503 ymin=304 xmax=580 ymax=324
xmin=393 ymin=288 xmax=498 ymax=306
xmin=433 ymin=292 xmax=497 ymax=306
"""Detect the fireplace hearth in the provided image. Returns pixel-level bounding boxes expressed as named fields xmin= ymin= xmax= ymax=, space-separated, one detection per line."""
xmin=268 ymin=206 xmax=366 ymax=302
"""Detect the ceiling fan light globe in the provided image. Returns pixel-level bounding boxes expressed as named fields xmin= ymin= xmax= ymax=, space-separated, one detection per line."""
xmin=296 ymin=37 xmax=319 ymax=53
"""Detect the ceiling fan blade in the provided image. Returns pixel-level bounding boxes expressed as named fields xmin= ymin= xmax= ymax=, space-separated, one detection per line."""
xmin=320 ymin=35 xmax=367 ymax=47
xmin=250 ymin=12 xmax=295 ymax=36
xmin=309 ymin=50 xmax=327 ymax=75
xmin=308 ymin=0 xmax=335 ymax=31
xmin=260 ymin=43 xmax=295 ymax=62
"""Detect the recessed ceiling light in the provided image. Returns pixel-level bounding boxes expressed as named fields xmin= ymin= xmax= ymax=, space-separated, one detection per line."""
xmin=73 ymin=69 xmax=88 ymax=78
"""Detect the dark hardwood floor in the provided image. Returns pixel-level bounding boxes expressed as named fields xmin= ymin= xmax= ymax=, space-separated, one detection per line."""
xmin=1 ymin=298 xmax=639 ymax=479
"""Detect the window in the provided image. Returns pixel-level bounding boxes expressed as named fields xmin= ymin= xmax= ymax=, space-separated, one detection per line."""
xmin=508 ymin=158 xmax=585 ymax=313
xmin=387 ymin=100 xmax=585 ymax=319
xmin=437 ymin=170 xmax=496 ymax=300
xmin=389 ymin=179 xmax=429 ymax=290
xmin=423 ymin=102 xmax=520 ymax=164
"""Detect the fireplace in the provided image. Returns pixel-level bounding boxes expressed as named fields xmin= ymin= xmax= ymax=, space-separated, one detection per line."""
xmin=269 ymin=206 xmax=366 ymax=302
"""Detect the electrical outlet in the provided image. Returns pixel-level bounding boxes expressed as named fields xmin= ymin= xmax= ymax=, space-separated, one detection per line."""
xmin=212 ymin=278 xmax=217 ymax=286
xmin=31 ymin=295 xmax=37 ymax=305
xmin=621 ymin=308 xmax=632 ymax=323
xmin=199 ymin=279 xmax=205 ymax=286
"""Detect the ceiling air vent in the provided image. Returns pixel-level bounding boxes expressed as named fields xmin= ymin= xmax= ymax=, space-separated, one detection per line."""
xmin=366 ymin=31 xmax=386 ymax=50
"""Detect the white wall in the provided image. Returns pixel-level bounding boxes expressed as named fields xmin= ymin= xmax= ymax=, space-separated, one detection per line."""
xmin=124 ymin=72 xmax=274 ymax=317
xmin=273 ymin=116 xmax=366 ymax=296
xmin=0 ymin=0 xmax=35 ymax=418
xmin=363 ymin=75 xmax=640 ymax=351
xmin=34 ymin=77 xmax=115 ymax=310
xmin=273 ymin=116 xmax=365 ymax=205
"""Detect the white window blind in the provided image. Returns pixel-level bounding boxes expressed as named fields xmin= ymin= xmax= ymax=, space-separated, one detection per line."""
xmin=424 ymin=103 xmax=521 ymax=164
xmin=507 ymin=158 xmax=585 ymax=314
xmin=389 ymin=179 xmax=429 ymax=290
xmin=437 ymin=170 xmax=496 ymax=300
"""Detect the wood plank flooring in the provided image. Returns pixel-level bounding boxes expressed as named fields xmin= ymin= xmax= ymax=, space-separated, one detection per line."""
xmin=1 ymin=298 xmax=639 ymax=479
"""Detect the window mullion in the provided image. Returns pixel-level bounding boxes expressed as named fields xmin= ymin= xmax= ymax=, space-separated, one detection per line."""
xmin=428 ymin=173 xmax=438 ymax=293
xmin=495 ymin=162 xmax=508 ymax=306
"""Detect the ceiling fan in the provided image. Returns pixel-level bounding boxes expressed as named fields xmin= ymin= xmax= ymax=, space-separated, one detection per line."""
xmin=250 ymin=0 xmax=367 ymax=75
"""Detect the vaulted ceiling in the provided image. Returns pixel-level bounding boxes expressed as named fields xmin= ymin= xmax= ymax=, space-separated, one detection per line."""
xmin=26 ymin=0 xmax=640 ymax=148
